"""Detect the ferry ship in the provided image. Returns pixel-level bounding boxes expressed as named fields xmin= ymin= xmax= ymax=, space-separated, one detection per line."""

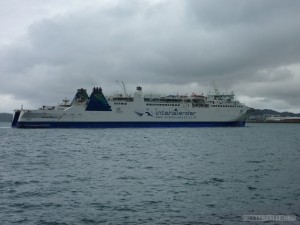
xmin=12 ymin=82 xmax=253 ymax=128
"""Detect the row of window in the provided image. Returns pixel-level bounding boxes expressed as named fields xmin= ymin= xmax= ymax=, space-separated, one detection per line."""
xmin=211 ymin=105 xmax=243 ymax=108
xmin=144 ymin=98 xmax=183 ymax=102
xmin=146 ymin=103 xmax=180 ymax=106
xmin=112 ymin=102 xmax=242 ymax=108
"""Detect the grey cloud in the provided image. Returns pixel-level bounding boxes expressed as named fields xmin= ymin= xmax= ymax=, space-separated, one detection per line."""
xmin=233 ymin=67 xmax=300 ymax=109
xmin=1 ymin=0 xmax=300 ymax=112
xmin=185 ymin=0 xmax=300 ymax=73
xmin=186 ymin=0 xmax=300 ymax=28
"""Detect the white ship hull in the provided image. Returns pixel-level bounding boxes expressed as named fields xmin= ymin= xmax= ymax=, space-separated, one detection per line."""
xmin=12 ymin=85 xmax=253 ymax=128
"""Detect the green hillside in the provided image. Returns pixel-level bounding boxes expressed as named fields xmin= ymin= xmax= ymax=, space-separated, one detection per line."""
xmin=0 ymin=113 xmax=13 ymax=122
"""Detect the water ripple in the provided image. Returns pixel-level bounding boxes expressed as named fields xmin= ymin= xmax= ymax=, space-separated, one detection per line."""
xmin=0 ymin=123 xmax=299 ymax=224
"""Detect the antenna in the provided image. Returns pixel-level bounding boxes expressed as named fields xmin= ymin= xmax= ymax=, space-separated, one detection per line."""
xmin=116 ymin=80 xmax=127 ymax=96
xmin=63 ymin=97 xmax=69 ymax=105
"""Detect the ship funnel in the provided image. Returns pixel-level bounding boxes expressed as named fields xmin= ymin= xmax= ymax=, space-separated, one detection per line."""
xmin=92 ymin=87 xmax=103 ymax=93
xmin=86 ymin=87 xmax=112 ymax=111
xmin=134 ymin=86 xmax=143 ymax=98
xmin=71 ymin=88 xmax=89 ymax=104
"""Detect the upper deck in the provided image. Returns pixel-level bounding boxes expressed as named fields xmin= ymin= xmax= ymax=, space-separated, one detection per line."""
xmin=105 ymin=85 xmax=245 ymax=109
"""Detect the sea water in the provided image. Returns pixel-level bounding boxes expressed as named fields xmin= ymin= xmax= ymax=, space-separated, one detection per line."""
xmin=0 ymin=122 xmax=299 ymax=224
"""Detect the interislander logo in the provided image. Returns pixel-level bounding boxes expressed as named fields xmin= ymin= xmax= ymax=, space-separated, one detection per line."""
xmin=156 ymin=109 xmax=196 ymax=116
xmin=134 ymin=111 xmax=144 ymax=117
xmin=134 ymin=109 xmax=153 ymax=117
xmin=134 ymin=108 xmax=196 ymax=118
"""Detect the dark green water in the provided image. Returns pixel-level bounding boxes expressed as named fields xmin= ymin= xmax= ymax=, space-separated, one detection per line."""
xmin=0 ymin=123 xmax=299 ymax=224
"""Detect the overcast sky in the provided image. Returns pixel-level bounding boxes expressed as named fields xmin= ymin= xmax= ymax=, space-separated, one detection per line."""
xmin=1 ymin=0 xmax=300 ymax=113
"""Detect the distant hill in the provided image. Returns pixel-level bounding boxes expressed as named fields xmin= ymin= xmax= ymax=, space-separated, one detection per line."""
xmin=252 ymin=109 xmax=300 ymax=117
xmin=0 ymin=113 xmax=13 ymax=122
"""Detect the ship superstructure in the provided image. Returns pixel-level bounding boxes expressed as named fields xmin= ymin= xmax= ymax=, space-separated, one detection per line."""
xmin=12 ymin=83 xmax=253 ymax=128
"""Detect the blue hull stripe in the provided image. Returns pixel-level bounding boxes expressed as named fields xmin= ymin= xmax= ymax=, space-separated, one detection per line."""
xmin=16 ymin=121 xmax=246 ymax=128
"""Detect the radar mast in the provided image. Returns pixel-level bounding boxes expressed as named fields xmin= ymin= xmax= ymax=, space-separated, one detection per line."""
xmin=116 ymin=80 xmax=127 ymax=96
xmin=212 ymin=80 xmax=220 ymax=95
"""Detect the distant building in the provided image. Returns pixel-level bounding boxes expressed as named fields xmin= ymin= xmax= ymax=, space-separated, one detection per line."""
xmin=266 ymin=116 xmax=300 ymax=122
xmin=248 ymin=114 xmax=300 ymax=123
